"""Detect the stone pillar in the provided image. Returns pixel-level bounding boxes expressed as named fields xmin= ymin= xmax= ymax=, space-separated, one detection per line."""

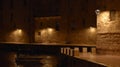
xmin=91 ymin=47 xmax=96 ymax=54
xmin=74 ymin=47 xmax=79 ymax=57
xmin=66 ymin=47 xmax=70 ymax=55
xmin=70 ymin=49 xmax=73 ymax=56
xmin=63 ymin=48 xmax=67 ymax=54
xmin=61 ymin=48 xmax=64 ymax=54
xmin=83 ymin=47 xmax=87 ymax=53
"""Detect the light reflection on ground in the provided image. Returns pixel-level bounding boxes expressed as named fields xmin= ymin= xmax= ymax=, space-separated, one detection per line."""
xmin=16 ymin=55 xmax=59 ymax=67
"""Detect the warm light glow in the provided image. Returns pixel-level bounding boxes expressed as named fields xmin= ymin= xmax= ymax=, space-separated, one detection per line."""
xmin=97 ymin=11 xmax=112 ymax=33
xmin=46 ymin=56 xmax=52 ymax=59
xmin=47 ymin=28 xmax=54 ymax=32
xmin=40 ymin=28 xmax=54 ymax=36
xmin=6 ymin=29 xmax=24 ymax=42
xmin=99 ymin=11 xmax=110 ymax=24
xmin=90 ymin=27 xmax=96 ymax=33
xmin=13 ymin=29 xmax=22 ymax=35
xmin=47 ymin=28 xmax=55 ymax=35
xmin=41 ymin=29 xmax=46 ymax=35
xmin=17 ymin=29 xmax=22 ymax=34
xmin=37 ymin=28 xmax=56 ymax=43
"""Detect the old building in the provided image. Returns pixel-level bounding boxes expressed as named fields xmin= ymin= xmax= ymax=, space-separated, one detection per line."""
xmin=0 ymin=0 xmax=120 ymax=55
xmin=0 ymin=0 xmax=34 ymax=43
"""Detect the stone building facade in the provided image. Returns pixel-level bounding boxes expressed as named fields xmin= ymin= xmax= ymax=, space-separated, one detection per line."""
xmin=34 ymin=0 xmax=97 ymax=44
xmin=1 ymin=0 xmax=120 ymax=55
xmin=0 ymin=0 xmax=34 ymax=43
xmin=97 ymin=11 xmax=120 ymax=55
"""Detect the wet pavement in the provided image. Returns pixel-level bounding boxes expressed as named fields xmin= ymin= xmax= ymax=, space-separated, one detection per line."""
xmin=16 ymin=55 xmax=59 ymax=67
xmin=77 ymin=53 xmax=120 ymax=67
xmin=0 ymin=51 xmax=61 ymax=67
xmin=1 ymin=51 xmax=120 ymax=67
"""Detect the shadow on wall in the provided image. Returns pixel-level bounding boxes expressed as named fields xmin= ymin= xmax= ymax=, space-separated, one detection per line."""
xmin=69 ymin=27 xmax=96 ymax=44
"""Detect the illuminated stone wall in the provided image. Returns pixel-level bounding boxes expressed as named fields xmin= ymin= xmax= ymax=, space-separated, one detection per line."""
xmin=34 ymin=14 xmax=97 ymax=44
xmin=60 ymin=0 xmax=97 ymax=45
xmin=4 ymin=29 xmax=29 ymax=43
xmin=34 ymin=16 xmax=97 ymax=45
xmin=97 ymin=11 xmax=120 ymax=55
xmin=0 ymin=0 xmax=98 ymax=44
xmin=34 ymin=16 xmax=67 ymax=43
xmin=0 ymin=0 xmax=34 ymax=43
xmin=34 ymin=0 xmax=97 ymax=45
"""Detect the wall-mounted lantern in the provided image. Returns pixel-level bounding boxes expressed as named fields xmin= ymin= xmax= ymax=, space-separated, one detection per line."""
xmin=95 ymin=9 xmax=100 ymax=15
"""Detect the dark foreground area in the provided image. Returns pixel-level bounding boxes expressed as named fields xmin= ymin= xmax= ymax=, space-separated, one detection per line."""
xmin=0 ymin=53 xmax=106 ymax=67
xmin=0 ymin=43 xmax=106 ymax=67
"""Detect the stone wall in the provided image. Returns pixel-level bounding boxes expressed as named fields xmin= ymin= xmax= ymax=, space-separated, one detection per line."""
xmin=34 ymin=16 xmax=67 ymax=43
xmin=97 ymin=11 xmax=120 ymax=55
xmin=97 ymin=33 xmax=120 ymax=55
xmin=0 ymin=0 xmax=34 ymax=43
xmin=34 ymin=16 xmax=97 ymax=45
xmin=34 ymin=0 xmax=97 ymax=45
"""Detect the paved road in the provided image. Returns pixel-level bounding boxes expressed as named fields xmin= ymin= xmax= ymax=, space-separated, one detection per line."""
xmin=77 ymin=53 xmax=120 ymax=67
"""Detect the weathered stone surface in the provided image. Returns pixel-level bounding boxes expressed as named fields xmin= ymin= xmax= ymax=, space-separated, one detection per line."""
xmin=97 ymin=11 xmax=120 ymax=55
